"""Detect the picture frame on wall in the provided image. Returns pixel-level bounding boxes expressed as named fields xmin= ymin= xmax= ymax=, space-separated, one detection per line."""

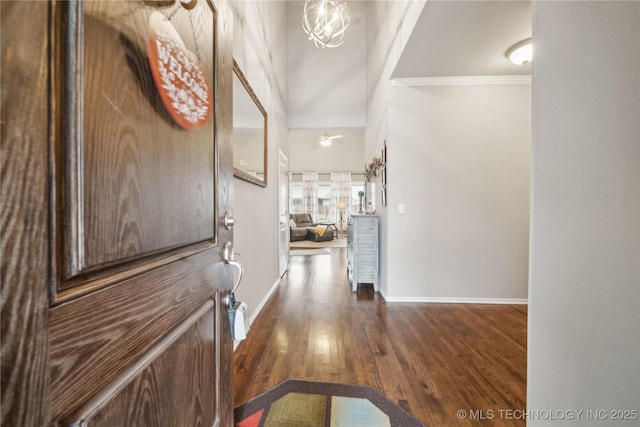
xmin=382 ymin=184 xmax=387 ymax=207
xmin=382 ymin=142 xmax=386 ymax=164
xmin=381 ymin=143 xmax=387 ymax=206
xmin=381 ymin=143 xmax=387 ymax=185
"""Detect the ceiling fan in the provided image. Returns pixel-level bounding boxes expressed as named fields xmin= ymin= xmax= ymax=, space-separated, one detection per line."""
xmin=319 ymin=132 xmax=343 ymax=147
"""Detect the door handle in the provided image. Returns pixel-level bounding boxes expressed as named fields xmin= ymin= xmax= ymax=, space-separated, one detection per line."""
xmin=223 ymin=241 xmax=243 ymax=294
xmin=222 ymin=241 xmax=249 ymax=340
xmin=227 ymin=260 xmax=243 ymax=294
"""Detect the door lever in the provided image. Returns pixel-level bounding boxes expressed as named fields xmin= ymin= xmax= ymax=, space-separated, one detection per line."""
xmin=222 ymin=241 xmax=249 ymax=340
xmin=223 ymin=241 xmax=243 ymax=294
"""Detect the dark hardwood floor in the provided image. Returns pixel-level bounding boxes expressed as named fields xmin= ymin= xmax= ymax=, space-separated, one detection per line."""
xmin=233 ymin=248 xmax=527 ymax=426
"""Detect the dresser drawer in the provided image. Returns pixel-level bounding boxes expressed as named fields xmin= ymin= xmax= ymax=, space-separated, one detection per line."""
xmin=346 ymin=214 xmax=379 ymax=292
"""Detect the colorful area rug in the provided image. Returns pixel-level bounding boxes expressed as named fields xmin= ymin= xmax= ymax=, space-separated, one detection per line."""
xmin=234 ymin=379 xmax=425 ymax=427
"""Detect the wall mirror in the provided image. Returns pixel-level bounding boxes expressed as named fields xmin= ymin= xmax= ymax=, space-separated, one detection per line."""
xmin=233 ymin=60 xmax=267 ymax=187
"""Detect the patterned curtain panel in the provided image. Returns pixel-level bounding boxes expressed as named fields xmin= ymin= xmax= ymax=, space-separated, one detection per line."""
xmin=288 ymin=173 xmax=296 ymax=214
xmin=330 ymin=172 xmax=351 ymax=231
xmin=302 ymin=172 xmax=319 ymax=220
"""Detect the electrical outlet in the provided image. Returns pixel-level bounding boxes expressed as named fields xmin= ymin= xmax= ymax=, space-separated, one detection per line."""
xmin=398 ymin=203 xmax=405 ymax=214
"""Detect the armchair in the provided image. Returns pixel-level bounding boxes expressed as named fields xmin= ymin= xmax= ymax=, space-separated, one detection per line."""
xmin=289 ymin=213 xmax=317 ymax=241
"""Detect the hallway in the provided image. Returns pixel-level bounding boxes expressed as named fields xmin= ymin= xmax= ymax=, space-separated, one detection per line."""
xmin=233 ymin=248 xmax=527 ymax=426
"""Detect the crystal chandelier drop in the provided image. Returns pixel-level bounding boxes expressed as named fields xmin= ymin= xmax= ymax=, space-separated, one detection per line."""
xmin=302 ymin=0 xmax=351 ymax=48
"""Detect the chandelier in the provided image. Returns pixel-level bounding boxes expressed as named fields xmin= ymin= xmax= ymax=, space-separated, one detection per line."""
xmin=302 ymin=0 xmax=351 ymax=48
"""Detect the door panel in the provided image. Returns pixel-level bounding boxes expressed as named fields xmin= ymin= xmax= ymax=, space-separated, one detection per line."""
xmin=55 ymin=0 xmax=218 ymax=293
xmin=65 ymin=302 xmax=217 ymax=425
xmin=1 ymin=0 xmax=235 ymax=425
xmin=48 ymin=250 xmax=223 ymax=420
xmin=78 ymin=3 xmax=215 ymax=272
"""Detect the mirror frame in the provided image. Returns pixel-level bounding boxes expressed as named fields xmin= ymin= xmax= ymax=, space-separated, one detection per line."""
xmin=232 ymin=60 xmax=268 ymax=187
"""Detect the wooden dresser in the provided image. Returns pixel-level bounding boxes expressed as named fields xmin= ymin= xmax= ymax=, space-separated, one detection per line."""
xmin=347 ymin=214 xmax=379 ymax=292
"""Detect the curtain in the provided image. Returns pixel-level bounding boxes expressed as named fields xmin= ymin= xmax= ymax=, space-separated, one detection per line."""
xmin=288 ymin=173 xmax=296 ymax=214
xmin=330 ymin=172 xmax=351 ymax=232
xmin=302 ymin=172 xmax=319 ymax=220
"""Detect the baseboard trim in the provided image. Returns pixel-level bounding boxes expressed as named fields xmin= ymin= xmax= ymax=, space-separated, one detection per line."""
xmin=233 ymin=275 xmax=282 ymax=352
xmin=383 ymin=296 xmax=528 ymax=305
xmin=250 ymin=277 xmax=282 ymax=325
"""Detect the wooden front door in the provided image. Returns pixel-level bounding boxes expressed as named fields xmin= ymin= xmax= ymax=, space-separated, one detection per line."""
xmin=1 ymin=0 xmax=235 ymax=425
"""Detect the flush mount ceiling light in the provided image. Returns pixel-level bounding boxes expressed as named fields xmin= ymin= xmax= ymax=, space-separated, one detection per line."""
xmin=506 ymin=38 xmax=533 ymax=65
xmin=302 ymin=0 xmax=351 ymax=48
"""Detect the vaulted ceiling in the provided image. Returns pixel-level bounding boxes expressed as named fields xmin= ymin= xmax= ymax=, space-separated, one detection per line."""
xmin=287 ymin=0 xmax=531 ymax=131
xmin=287 ymin=0 xmax=368 ymax=130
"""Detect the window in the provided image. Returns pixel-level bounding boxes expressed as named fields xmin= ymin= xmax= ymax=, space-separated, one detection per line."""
xmin=350 ymin=181 xmax=365 ymax=213
xmin=289 ymin=174 xmax=365 ymax=220
xmin=290 ymin=181 xmax=338 ymax=221
xmin=290 ymin=183 xmax=304 ymax=214
xmin=316 ymin=183 xmax=331 ymax=222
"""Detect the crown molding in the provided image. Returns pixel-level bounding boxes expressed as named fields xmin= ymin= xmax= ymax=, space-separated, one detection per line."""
xmin=391 ymin=75 xmax=531 ymax=87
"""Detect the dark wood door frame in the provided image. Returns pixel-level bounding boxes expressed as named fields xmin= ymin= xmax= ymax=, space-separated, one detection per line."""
xmin=1 ymin=1 xmax=236 ymax=424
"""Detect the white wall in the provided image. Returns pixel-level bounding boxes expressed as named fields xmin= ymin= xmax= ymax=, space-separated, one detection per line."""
xmin=528 ymin=1 xmax=640 ymax=424
xmin=365 ymin=1 xmax=426 ymax=160
xmin=366 ymin=2 xmax=531 ymax=302
xmin=386 ymin=82 xmax=531 ymax=301
xmin=230 ymin=0 xmax=289 ymax=323
xmin=365 ymin=0 xmax=427 ymax=296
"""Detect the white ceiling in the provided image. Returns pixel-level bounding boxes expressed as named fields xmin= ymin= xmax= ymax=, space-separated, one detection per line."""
xmin=287 ymin=0 xmax=532 ymax=130
xmin=287 ymin=0 xmax=368 ymax=130
xmin=393 ymin=1 xmax=532 ymax=78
